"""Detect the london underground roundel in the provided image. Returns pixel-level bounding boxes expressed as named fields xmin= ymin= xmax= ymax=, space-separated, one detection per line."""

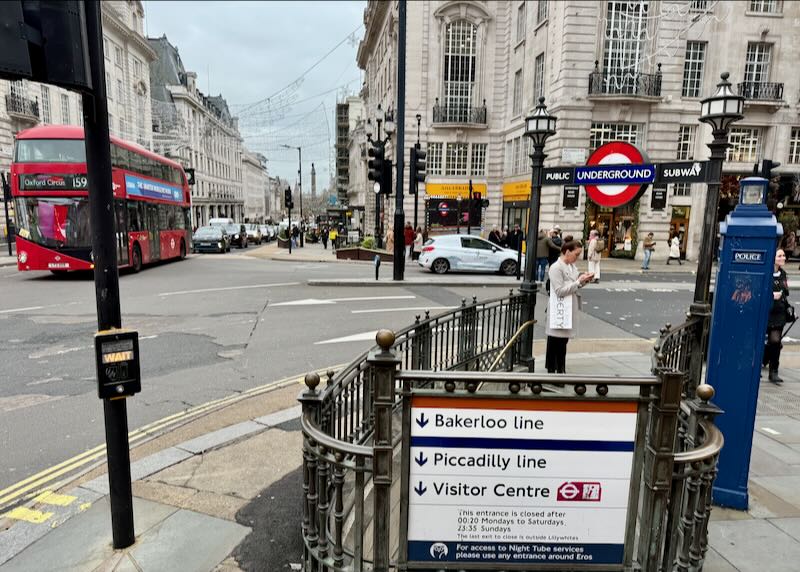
xmin=577 ymin=142 xmax=655 ymax=208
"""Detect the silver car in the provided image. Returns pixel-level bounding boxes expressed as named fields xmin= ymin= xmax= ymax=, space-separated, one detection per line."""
xmin=418 ymin=234 xmax=524 ymax=275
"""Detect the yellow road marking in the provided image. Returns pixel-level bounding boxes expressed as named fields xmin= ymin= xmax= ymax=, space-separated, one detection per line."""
xmin=0 ymin=364 xmax=346 ymax=509
xmin=32 ymin=491 xmax=76 ymax=507
xmin=79 ymin=502 xmax=91 ymax=511
xmin=2 ymin=507 xmax=53 ymax=524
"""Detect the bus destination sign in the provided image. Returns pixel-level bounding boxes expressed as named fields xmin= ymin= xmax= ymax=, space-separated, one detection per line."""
xmin=19 ymin=173 xmax=89 ymax=191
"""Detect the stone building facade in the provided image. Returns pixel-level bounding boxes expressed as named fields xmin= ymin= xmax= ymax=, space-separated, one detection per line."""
xmin=149 ymin=35 xmax=244 ymax=227
xmin=357 ymin=0 xmax=800 ymax=261
xmin=243 ymin=151 xmax=268 ymax=223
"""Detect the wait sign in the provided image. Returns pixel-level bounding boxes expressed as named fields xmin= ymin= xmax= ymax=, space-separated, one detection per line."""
xmin=401 ymin=396 xmax=639 ymax=567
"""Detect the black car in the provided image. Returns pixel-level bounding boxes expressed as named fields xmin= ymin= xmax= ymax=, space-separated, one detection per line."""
xmin=224 ymin=224 xmax=248 ymax=248
xmin=192 ymin=226 xmax=230 ymax=253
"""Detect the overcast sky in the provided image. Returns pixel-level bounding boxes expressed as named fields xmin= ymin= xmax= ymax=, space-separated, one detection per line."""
xmin=144 ymin=0 xmax=364 ymax=188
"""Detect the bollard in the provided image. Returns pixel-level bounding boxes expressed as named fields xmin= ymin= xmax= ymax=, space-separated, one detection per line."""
xmin=516 ymin=241 xmax=522 ymax=280
xmin=374 ymin=254 xmax=381 ymax=281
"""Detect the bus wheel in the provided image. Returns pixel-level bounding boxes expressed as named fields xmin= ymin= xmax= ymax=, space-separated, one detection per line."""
xmin=180 ymin=240 xmax=187 ymax=260
xmin=132 ymin=244 xmax=142 ymax=273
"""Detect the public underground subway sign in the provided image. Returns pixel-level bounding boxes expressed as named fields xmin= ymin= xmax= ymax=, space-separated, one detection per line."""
xmin=404 ymin=395 xmax=638 ymax=566
xmin=576 ymin=142 xmax=655 ymax=208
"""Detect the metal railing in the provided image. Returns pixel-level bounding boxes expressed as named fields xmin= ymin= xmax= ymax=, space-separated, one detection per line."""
xmin=5 ymin=94 xmax=40 ymax=120
xmin=300 ymin=296 xmax=724 ymax=571
xmin=432 ymin=98 xmax=487 ymax=124
xmin=737 ymin=81 xmax=784 ymax=101
xmin=589 ymin=62 xmax=662 ymax=97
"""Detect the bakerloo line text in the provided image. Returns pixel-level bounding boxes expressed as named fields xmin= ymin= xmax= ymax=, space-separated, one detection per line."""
xmin=434 ymin=414 xmax=545 ymax=430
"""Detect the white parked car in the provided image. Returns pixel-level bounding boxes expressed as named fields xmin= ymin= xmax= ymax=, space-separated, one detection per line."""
xmin=418 ymin=234 xmax=524 ymax=275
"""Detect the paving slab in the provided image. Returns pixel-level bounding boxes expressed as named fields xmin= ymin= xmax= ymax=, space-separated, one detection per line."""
xmin=82 ymin=447 xmax=194 ymax=495
xmin=750 ymin=476 xmax=800 ymax=513
xmin=770 ymin=517 xmax=800 ymax=543
xmin=253 ymin=404 xmax=301 ymax=427
xmin=128 ymin=508 xmax=248 ymax=572
xmin=751 ymin=432 xmax=800 ymax=465
xmin=752 ymin=416 xmax=800 ymax=444
xmin=0 ymin=497 xmax=176 ymax=572
xmin=701 ymin=546 xmax=739 ymax=572
xmin=177 ymin=420 xmax=266 ymax=454
xmin=708 ymin=519 xmax=800 ymax=572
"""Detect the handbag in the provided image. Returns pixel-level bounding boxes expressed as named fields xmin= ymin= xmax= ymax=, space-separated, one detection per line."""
xmin=548 ymin=291 xmax=573 ymax=330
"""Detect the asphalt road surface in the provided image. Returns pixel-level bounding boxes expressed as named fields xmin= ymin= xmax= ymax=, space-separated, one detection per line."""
xmin=0 ymin=253 xmax=697 ymax=494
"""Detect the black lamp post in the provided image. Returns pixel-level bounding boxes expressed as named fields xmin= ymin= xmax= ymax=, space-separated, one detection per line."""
xmin=414 ymin=113 xmax=422 ymax=231
xmin=456 ymin=195 xmax=462 ymax=235
xmin=519 ymin=96 xmax=557 ymax=372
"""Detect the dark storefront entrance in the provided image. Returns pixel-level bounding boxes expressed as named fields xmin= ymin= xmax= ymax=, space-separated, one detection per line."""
xmin=586 ymin=200 xmax=636 ymax=256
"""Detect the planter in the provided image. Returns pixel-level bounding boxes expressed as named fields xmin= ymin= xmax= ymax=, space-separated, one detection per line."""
xmin=277 ymin=236 xmax=291 ymax=249
xmin=336 ymin=246 xmax=393 ymax=262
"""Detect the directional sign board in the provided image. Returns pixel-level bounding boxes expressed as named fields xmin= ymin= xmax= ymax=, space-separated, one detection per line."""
xmin=404 ymin=396 xmax=638 ymax=567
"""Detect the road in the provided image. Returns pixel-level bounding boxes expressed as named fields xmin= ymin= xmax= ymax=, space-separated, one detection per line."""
xmin=0 ymin=252 xmax=698 ymax=496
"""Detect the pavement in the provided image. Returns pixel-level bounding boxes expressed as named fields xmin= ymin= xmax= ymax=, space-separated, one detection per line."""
xmin=1 ymin=341 xmax=800 ymax=571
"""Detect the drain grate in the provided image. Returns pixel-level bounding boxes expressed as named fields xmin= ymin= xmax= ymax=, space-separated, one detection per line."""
xmin=758 ymin=388 xmax=800 ymax=416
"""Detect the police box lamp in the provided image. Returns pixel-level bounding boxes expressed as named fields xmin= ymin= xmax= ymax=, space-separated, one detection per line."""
xmin=699 ymin=72 xmax=744 ymax=133
xmin=95 ymin=330 xmax=141 ymax=399
xmin=524 ymin=97 xmax=557 ymax=147
xmin=738 ymin=177 xmax=769 ymax=207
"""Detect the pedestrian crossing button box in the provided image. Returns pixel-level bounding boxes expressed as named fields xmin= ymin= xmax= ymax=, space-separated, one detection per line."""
xmin=95 ymin=330 xmax=141 ymax=399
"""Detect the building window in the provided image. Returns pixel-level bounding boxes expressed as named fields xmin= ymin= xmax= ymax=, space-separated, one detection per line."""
xmin=40 ymin=85 xmax=51 ymax=123
xmin=118 ymin=79 xmax=124 ymax=103
xmin=60 ymin=94 xmax=70 ymax=124
xmin=788 ymin=128 xmax=800 ymax=164
xmin=689 ymin=0 xmax=709 ymax=10
xmin=133 ymin=58 xmax=142 ymax=78
xmin=677 ymin=126 xmax=696 ymax=160
xmin=470 ymin=143 xmax=487 ymax=177
xmin=749 ymin=0 xmax=780 ymax=13
xmin=114 ymin=45 xmax=123 ymax=67
xmin=673 ymin=183 xmax=691 ymax=197
xmin=744 ymin=43 xmax=772 ymax=86
xmin=516 ymin=3 xmax=526 ymax=43
xmin=443 ymin=20 xmax=477 ymax=117
xmin=76 ymin=102 xmax=83 ymax=126
xmin=445 ymin=142 xmax=468 ymax=176
xmin=537 ymin=0 xmax=548 ymax=23
xmin=512 ymin=69 xmax=523 ymax=115
xmin=602 ymin=1 xmax=649 ymax=94
xmin=103 ymin=37 xmax=110 ymax=60
xmin=428 ymin=142 xmax=443 ymax=175
xmin=681 ymin=41 xmax=706 ymax=98
xmin=106 ymin=73 xmax=113 ymax=100
xmin=589 ymin=122 xmax=642 ymax=150
xmin=533 ymin=53 xmax=545 ymax=99
xmin=727 ymin=127 xmax=761 ymax=163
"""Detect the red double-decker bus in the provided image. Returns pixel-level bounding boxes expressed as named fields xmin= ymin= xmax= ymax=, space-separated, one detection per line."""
xmin=12 ymin=125 xmax=191 ymax=273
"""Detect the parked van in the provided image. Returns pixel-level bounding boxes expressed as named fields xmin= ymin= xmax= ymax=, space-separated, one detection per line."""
xmin=208 ymin=218 xmax=235 ymax=227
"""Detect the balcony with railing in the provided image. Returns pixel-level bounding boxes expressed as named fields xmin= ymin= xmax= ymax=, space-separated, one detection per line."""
xmin=588 ymin=61 xmax=662 ymax=99
xmin=432 ymin=97 xmax=487 ymax=126
xmin=737 ymin=81 xmax=784 ymax=102
xmin=5 ymin=94 xmax=40 ymax=122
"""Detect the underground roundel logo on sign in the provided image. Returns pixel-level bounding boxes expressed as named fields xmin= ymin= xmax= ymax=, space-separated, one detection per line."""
xmin=580 ymin=141 xmax=654 ymax=208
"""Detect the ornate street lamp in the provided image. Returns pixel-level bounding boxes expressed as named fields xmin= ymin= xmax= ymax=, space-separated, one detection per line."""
xmin=684 ymin=72 xmax=745 ymax=388
xmin=519 ymin=97 xmax=557 ymax=371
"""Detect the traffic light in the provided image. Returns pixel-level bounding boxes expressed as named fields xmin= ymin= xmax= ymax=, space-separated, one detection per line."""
xmin=367 ymin=141 xmax=385 ymax=191
xmin=410 ymin=145 xmax=427 ymax=195
xmin=757 ymin=159 xmax=781 ymax=179
xmin=381 ymin=159 xmax=393 ymax=195
xmin=284 ymin=187 xmax=293 ymax=209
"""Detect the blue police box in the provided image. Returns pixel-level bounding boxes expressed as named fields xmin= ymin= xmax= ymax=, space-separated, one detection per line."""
xmin=708 ymin=177 xmax=782 ymax=509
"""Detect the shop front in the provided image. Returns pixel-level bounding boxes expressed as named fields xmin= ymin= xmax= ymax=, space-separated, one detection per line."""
xmin=501 ymin=180 xmax=530 ymax=233
xmin=585 ymin=200 xmax=637 ymax=257
xmin=424 ymin=182 xmax=486 ymax=235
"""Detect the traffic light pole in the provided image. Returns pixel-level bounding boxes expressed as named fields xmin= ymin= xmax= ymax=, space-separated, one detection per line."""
xmin=2 ymin=173 xmax=12 ymax=256
xmin=467 ymin=179 xmax=473 ymax=235
xmin=392 ymin=0 xmax=407 ymax=281
xmin=83 ymin=0 xmax=135 ymax=549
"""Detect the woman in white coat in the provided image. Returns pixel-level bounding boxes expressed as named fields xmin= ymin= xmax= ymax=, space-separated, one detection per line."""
xmin=667 ymin=234 xmax=682 ymax=265
xmin=545 ymin=240 xmax=595 ymax=373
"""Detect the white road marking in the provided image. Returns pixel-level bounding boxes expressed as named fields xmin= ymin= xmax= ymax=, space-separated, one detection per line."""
xmin=28 ymin=345 xmax=91 ymax=359
xmin=140 ymin=335 xmax=159 ymax=340
xmin=761 ymin=427 xmax=781 ymax=436
xmin=0 ymin=306 xmax=44 ymax=314
xmin=315 ymin=331 xmax=379 ymax=345
xmin=633 ymin=323 xmax=641 ymax=328
xmin=272 ymin=295 xmax=416 ymax=307
xmin=158 ymin=282 xmax=299 ymax=296
xmin=351 ymin=306 xmax=457 ymax=314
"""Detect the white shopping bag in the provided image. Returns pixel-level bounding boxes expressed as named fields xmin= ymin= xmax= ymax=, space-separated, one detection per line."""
xmin=548 ymin=292 xmax=573 ymax=330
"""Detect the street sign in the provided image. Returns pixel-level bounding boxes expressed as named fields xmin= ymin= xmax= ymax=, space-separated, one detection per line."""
xmin=656 ymin=161 xmax=707 ymax=184
xmin=562 ymin=185 xmax=579 ymax=209
xmin=543 ymin=167 xmax=574 ymax=186
xmin=650 ymin=184 xmax=668 ymax=211
xmin=404 ymin=395 xmax=638 ymax=566
xmin=578 ymin=142 xmax=654 ymax=208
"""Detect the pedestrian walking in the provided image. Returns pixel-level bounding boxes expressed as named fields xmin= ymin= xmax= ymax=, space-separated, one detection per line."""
xmin=641 ymin=232 xmax=656 ymax=270
xmin=386 ymin=228 xmax=394 ymax=255
xmin=667 ymin=233 xmax=682 ymax=265
xmin=412 ymin=226 xmax=424 ymax=261
xmin=404 ymin=222 xmax=415 ymax=263
xmin=507 ymin=224 xmax=524 ymax=252
xmin=321 ymin=225 xmax=329 ymax=250
xmin=500 ymin=226 xmax=510 ymax=248
xmin=488 ymin=225 xmax=503 ymax=246
xmin=587 ymin=230 xmax=602 ymax=283
xmin=329 ymin=226 xmax=338 ymax=253
xmin=291 ymin=224 xmax=300 ymax=248
xmin=545 ymin=240 xmax=595 ymax=373
xmin=536 ymin=229 xmax=549 ymax=282
xmin=764 ymin=249 xmax=794 ymax=384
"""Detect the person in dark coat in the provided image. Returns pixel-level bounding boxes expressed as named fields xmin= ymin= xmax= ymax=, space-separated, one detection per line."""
xmin=507 ymin=224 xmax=524 ymax=252
xmin=764 ymin=248 xmax=792 ymax=383
xmin=488 ymin=226 xmax=503 ymax=246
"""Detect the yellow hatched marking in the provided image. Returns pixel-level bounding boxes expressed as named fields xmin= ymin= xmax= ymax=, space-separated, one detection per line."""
xmin=79 ymin=502 xmax=92 ymax=511
xmin=33 ymin=491 xmax=76 ymax=507
xmin=2 ymin=507 xmax=53 ymax=524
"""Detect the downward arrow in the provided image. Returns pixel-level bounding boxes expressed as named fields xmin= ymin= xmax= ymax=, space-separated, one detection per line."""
xmin=415 ymin=452 xmax=428 ymax=466
xmin=414 ymin=482 xmax=427 ymax=496
xmin=416 ymin=413 xmax=429 ymax=428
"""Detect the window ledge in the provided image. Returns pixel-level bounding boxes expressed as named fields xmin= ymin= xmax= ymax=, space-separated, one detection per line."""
xmin=535 ymin=19 xmax=548 ymax=33
xmin=514 ymin=38 xmax=525 ymax=50
xmin=744 ymin=10 xmax=783 ymax=17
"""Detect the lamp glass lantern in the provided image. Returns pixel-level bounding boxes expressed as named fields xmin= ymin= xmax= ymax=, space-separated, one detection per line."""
xmin=373 ymin=182 xmax=381 ymax=194
xmin=524 ymin=97 xmax=557 ymax=148
xmin=699 ymin=72 xmax=744 ymax=133
xmin=738 ymin=177 xmax=768 ymax=206
xmin=365 ymin=119 xmax=374 ymax=141
xmin=383 ymin=119 xmax=396 ymax=136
